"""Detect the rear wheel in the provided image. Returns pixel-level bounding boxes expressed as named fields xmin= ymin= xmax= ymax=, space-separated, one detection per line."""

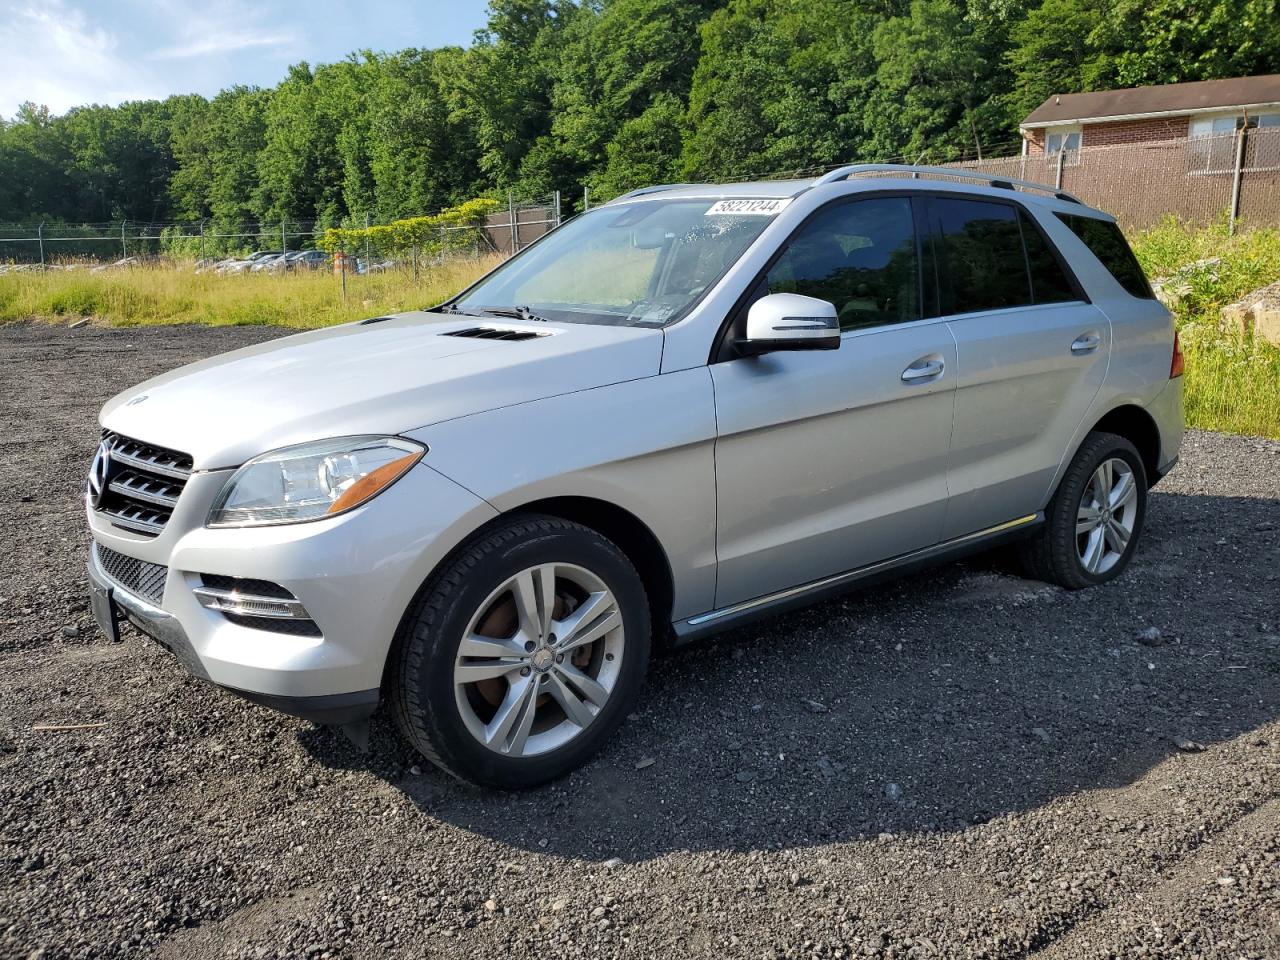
xmin=390 ymin=515 xmax=650 ymax=788
xmin=1018 ymin=431 xmax=1147 ymax=590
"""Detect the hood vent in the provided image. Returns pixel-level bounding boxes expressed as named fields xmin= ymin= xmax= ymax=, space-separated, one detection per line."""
xmin=443 ymin=326 xmax=547 ymax=342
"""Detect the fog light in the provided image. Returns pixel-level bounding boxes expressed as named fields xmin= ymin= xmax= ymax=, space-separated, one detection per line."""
xmin=192 ymin=578 xmax=311 ymax=620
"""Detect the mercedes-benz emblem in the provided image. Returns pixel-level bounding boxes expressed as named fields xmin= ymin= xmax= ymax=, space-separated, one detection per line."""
xmin=87 ymin=441 xmax=112 ymax=509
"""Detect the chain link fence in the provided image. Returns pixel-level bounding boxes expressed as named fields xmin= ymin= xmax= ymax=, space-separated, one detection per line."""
xmin=945 ymin=128 xmax=1280 ymax=232
xmin=0 ymin=193 xmax=566 ymax=270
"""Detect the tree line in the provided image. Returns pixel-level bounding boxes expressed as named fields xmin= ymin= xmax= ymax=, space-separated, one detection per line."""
xmin=1 ymin=0 xmax=1275 ymax=230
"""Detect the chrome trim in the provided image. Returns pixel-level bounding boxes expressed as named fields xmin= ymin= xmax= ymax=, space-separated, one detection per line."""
xmin=192 ymin=586 xmax=312 ymax=620
xmin=97 ymin=504 xmax=168 ymax=535
xmin=108 ymin=446 xmax=192 ymax=480
xmin=108 ymin=475 xmax=180 ymax=508
xmin=685 ymin=514 xmax=1041 ymax=629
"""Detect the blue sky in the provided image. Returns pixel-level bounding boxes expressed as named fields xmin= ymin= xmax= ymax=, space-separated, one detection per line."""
xmin=0 ymin=0 xmax=492 ymax=119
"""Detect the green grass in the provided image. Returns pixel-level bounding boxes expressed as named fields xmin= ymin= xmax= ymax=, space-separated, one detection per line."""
xmin=4 ymin=223 xmax=1280 ymax=439
xmin=1131 ymin=220 xmax=1280 ymax=440
xmin=0 ymin=257 xmax=498 ymax=329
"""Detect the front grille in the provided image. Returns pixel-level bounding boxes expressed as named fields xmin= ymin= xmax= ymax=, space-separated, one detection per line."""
xmin=91 ymin=431 xmax=194 ymax=537
xmin=443 ymin=326 xmax=545 ymax=341
xmin=94 ymin=543 xmax=167 ymax=606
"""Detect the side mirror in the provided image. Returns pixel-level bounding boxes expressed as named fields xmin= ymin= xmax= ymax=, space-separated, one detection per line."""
xmin=737 ymin=293 xmax=840 ymax=356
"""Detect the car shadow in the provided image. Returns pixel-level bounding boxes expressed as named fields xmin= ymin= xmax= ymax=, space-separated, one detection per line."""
xmin=299 ymin=490 xmax=1280 ymax=860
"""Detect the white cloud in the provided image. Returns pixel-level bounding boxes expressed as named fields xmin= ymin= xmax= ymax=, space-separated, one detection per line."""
xmin=144 ymin=0 xmax=300 ymax=61
xmin=148 ymin=29 xmax=295 ymax=60
xmin=0 ymin=1 xmax=167 ymax=117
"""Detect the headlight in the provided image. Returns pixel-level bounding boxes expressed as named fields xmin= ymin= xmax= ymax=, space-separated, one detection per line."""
xmin=208 ymin=436 xmax=425 ymax=527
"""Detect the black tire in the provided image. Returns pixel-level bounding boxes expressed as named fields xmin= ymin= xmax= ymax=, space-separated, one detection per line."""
xmin=1018 ymin=431 xmax=1148 ymax=590
xmin=389 ymin=514 xmax=650 ymax=789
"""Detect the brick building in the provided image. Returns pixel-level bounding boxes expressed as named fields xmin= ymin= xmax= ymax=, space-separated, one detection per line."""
xmin=1020 ymin=74 xmax=1280 ymax=167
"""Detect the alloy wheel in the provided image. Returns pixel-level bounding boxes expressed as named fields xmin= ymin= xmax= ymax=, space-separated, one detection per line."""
xmin=1075 ymin=457 xmax=1138 ymax=575
xmin=453 ymin=562 xmax=625 ymax=757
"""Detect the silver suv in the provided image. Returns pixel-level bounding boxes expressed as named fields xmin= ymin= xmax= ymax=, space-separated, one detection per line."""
xmin=85 ymin=165 xmax=1184 ymax=788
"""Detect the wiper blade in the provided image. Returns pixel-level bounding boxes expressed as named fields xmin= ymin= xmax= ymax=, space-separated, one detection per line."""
xmin=475 ymin=305 xmax=551 ymax=323
xmin=435 ymin=304 xmax=482 ymax=317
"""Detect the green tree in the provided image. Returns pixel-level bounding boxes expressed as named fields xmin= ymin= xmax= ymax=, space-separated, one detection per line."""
xmin=1003 ymin=0 xmax=1108 ymax=125
xmin=1090 ymin=0 xmax=1280 ymax=88
xmin=366 ymin=49 xmax=486 ymax=218
xmin=863 ymin=0 xmax=1012 ymax=162
xmin=682 ymin=0 xmax=881 ymax=182
xmin=545 ymin=0 xmax=716 ymax=198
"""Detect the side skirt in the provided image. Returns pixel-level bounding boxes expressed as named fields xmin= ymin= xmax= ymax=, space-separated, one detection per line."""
xmin=671 ymin=513 xmax=1043 ymax=645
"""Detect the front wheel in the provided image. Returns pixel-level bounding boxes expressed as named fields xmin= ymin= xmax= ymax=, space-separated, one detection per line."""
xmin=390 ymin=515 xmax=651 ymax=789
xmin=1018 ymin=431 xmax=1148 ymax=590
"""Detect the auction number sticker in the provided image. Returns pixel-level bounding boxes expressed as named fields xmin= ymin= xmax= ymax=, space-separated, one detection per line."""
xmin=705 ymin=198 xmax=793 ymax=216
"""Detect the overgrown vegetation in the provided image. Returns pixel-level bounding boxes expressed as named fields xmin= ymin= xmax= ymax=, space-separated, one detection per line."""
xmin=3 ymin=0 xmax=1277 ymax=232
xmin=0 ymin=258 xmax=497 ymax=329
xmin=315 ymin=199 xmax=500 ymax=258
xmin=1132 ymin=221 xmax=1280 ymax=440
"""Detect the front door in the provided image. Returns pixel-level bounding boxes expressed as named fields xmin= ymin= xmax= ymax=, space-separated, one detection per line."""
xmin=711 ymin=195 xmax=958 ymax=608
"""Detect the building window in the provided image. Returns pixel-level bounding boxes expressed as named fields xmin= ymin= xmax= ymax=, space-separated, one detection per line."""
xmin=1044 ymin=125 xmax=1082 ymax=165
xmin=1188 ymin=111 xmax=1280 ymax=174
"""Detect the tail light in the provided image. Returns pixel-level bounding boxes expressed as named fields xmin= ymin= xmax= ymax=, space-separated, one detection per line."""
xmin=1170 ymin=329 xmax=1184 ymax=379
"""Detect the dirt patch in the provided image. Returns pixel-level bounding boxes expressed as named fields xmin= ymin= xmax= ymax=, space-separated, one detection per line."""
xmin=1 ymin=322 xmax=1278 ymax=959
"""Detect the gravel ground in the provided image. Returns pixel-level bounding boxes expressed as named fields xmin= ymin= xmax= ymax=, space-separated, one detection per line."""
xmin=1 ymin=322 xmax=1278 ymax=960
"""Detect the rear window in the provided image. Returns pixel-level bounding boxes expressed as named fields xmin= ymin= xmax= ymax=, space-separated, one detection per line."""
xmin=1055 ymin=213 xmax=1153 ymax=299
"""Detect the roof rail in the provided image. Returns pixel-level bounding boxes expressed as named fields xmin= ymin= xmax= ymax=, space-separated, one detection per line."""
xmin=607 ymin=184 xmax=698 ymax=204
xmin=813 ymin=163 xmax=1083 ymax=204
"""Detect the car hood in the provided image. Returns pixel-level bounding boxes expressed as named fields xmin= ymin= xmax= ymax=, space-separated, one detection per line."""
xmin=100 ymin=312 xmax=664 ymax=468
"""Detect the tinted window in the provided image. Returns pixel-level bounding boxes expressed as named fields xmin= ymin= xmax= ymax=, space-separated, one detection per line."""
xmin=1056 ymin=213 xmax=1153 ymax=299
xmin=765 ymin=197 xmax=920 ymax=331
xmin=1020 ymin=210 xmax=1078 ymax=304
xmin=932 ymin=198 xmax=1031 ymax=314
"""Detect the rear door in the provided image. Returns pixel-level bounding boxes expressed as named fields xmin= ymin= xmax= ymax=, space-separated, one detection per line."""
xmin=930 ymin=195 xmax=1110 ymax=539
xmin=711 ymin=195 xmax=958 ymax=608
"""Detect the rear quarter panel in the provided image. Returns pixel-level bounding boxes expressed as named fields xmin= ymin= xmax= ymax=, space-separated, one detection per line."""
xmin=1032 ymin=209 xmax=1181 ymax=497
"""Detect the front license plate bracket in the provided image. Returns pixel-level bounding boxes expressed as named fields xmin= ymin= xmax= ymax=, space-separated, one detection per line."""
xmin=90 ymin=582 xmax=120 ymax=644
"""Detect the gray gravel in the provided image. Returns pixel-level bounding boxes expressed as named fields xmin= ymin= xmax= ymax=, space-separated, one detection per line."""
xmin=2 ymin=322 xmax=1279 ymax=960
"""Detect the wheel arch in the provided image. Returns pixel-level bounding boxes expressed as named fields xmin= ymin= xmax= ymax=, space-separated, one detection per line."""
xmin=388 ymin=495 xmax=678 ymax=679
xmin=1088 ymin=403 xmax=1161 ymax=485
xmin=505 ymin=496 xmax=677 ymax=647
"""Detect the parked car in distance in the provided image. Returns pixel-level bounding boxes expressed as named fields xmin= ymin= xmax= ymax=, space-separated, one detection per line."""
xmin=85 ymin=164 xmax=1183 ymax=789
xmin=249 ymin=253 xmax=289 ymax=273
xmin=273 ymin=249 xmax=329 ymax=272
xmin=217 ymin=251 xmax=282 ymax=274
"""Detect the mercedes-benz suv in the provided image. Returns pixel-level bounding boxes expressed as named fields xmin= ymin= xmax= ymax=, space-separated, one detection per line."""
xmin=85 ymin=164 xmax=1184 ymax=788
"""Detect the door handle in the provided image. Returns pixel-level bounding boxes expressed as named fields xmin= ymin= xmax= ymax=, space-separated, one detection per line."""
xmin=1071 ymin=331 xmax=1102 ymax=354
xmin=902 ymin=357 xmax=945 ymax=382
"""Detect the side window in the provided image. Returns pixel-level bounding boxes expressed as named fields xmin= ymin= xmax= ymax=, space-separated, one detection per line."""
xmin=764 ymin=197 xmax=920 ymax=331
xmin=932 ymin=197 xmax=1031 ymax=315
xmin=1019 ymin=210 xmax=1078 ymax=304
xmin=1055 ymin=213 xmax=1154 ymax=299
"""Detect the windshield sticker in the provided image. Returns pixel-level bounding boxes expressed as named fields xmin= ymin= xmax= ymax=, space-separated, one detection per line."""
xmin=705 ymin=198 xmax=793 ymax=216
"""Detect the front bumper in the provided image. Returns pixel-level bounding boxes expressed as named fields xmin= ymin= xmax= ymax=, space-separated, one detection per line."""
xmin=85 ymin=459 xmax=499 ymax=722
xmin=88 ymin=546 xmax=379 ymax=724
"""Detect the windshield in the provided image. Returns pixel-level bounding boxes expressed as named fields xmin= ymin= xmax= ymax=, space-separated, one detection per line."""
xmin=452 ymin=197 xmax=787 ymax=327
